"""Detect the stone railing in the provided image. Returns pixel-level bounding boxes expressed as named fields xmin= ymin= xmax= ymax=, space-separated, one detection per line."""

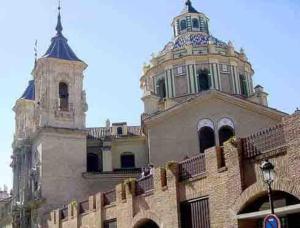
xmin=241 ymin=123 xmax=287 ymax=159
xmin=79 ymin=200 xmax=89 ymax=214
xmin=103 ymin=189 xmax=116 ymax=206
xmin=178 ymin=154 xmax=206 ymax=181
xmin=135 ymin=175 xmax=154 ymax=196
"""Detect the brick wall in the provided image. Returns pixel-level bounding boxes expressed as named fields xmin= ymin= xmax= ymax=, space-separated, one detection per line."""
xmin=47 ymin=114 xmax=300 ymax=228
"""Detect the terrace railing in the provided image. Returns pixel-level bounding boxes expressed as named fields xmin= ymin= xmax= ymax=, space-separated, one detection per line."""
xmin=135 ymin=175 xmax=154 ymax=196
xmin=179 ymin=154 xmax=206 ymax=181
xmin=103 ymin=189 xmax=116 ymax=206
xmin=242 ymin=124 xmax=287 ymax=159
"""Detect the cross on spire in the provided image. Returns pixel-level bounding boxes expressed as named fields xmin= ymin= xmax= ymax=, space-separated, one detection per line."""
xmin=56 ymin=0 xmax=63 ymax=35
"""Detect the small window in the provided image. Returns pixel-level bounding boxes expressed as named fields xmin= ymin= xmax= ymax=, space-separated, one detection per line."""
xmin=239 ymin=75 xmax=248 ymax=97
xmin=219 ymin=126 xmax=235 ymax=146
xmin=192 ymin=18 xmax=199 ymax=28
xmin=180 ymin=20 xmax=187 ymax=30
xmin=157 ymin=79 xmax=167 ymax=99
xmin=59 ymin=82 xmax=69 ymax=111
xmin=117 ymin=127 xmax=123 ymax=135
xmin=121 ymin=153 xmax=135 ymax=169
xmin=198 ymin=69 xmax=211 ymax=92
xmin=104 ymin=219 xmax=117 ymax=228
xmin=221 ymin=64 xmax=229 ymax=73
xmin=198 ymin=126 xmax=215 ymax=153
xmin=175 ymin=66 xmax=186 ymax=76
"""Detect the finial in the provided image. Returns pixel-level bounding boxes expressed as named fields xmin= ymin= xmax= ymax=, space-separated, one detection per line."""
xmin=34 ymin=40 xmax=38 ymax=61
xmin=56 ymin=0 xmax=63 ymax=35
xmin=33 ymin=40 xmax=38 ymax=69
xmin=294 ymin=107 xmax=300 ymax=115
xmin=185 ymin=0 xmax=192 ymax=6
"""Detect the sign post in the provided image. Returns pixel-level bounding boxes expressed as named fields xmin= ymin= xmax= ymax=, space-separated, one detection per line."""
xmin=264 ymin=214 xmax=281 ymax=228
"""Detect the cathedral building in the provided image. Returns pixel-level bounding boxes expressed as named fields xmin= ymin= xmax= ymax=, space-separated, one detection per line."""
xmin=9 ymin=1 xmax=300 ymax=228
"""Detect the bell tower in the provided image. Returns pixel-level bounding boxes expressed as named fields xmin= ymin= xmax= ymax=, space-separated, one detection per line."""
xmin=33 ymin=5 xmax=88 ymax=130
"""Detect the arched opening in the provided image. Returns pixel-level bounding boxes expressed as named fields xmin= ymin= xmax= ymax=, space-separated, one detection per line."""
xmin=239 ymin=74 xmax=248 ymax=97
xmin=192 ymin=18 xmax=199 ymax=28
xmin=238 ymin=191 xmax=300 ymax=228
xmin=87 ymin=153 xmax=99 ymax=172
xmin=157 ymin=79 xmax=166 ymax=99
xmin=218 ymin=126 xmax=235 ymax=146
xmin=198 ymin=126 xmax=215 ymax=153
xmin=59 ymin=82 xmax=69 ymax=111
xmin=180 ymin=20 xmax=187 ymax=30
xmin=197 ymin=69 xmax=210 ymax=92
xmin=121 ymin=152 xmax=135 ymax=169
xmin=117 ymin=127 xmax=123 ymax=135
xmin=134 ymin=219 xmax=159 ymax=228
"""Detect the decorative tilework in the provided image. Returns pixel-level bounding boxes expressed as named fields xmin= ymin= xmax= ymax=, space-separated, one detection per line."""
xmin=160 ymin=33 xmax=227 ymax=55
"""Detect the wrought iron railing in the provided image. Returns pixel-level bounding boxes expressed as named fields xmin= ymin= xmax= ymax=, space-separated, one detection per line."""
xmin=242 ymin=124 xmax=287 ymax=158
xmin=79 ymin=200 xmax=89 ymax=214
xmin=103 ymin=189 xmax=116 ymax=206
xmin=135 ymin=175 xmax=154 ymax=196
xmin=179 ymin=154 xmax=206 ymax=181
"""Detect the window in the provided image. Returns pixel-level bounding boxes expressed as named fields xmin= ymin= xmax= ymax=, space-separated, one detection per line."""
xmin=192 ymin=18 xmax=199 ymax=28
xmin=104 ymin=219 xmax=117 ymax=228
xmin=198 ymin=126 xmax=215 ymax=153
xmin=239 ymin=75 xmax=248 ymax=97
xmin=199 ymin=18 xmax=206 ymax=32
xmin=117 ymin=127 xmax=123 ymax=135
xmin=121 ymin=153 xmax=135 ymax=169
xmin=157 ymin=79 xmax=166 ymax=99
xmin=180 ymin=20 xmax=187 ymax=30
xmin=87 ymin=153 xmax=99 ymax=172
xmin=198 ymin=69 xmax=210 ymax=92
xmin=219 ymin=126 xmax=235 ymax=146
xmin=59 ymin=82 xmax=69 ymax=111
xmin=221 ymin=64 xmax=229 ymax=73
xmin=175 ymin=66 xmax=186 ymax=76
xmin=181 ymin=198 xmax=210 ymax=228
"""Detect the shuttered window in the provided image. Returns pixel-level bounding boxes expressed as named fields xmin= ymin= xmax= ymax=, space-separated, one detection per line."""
xmin=181 ymin=198 xmax=210 ymax=228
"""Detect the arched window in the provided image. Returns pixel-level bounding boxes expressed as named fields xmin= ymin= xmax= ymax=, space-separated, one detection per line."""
xmin=180 ymin=20 xmax=187 ymax=30
xmin=198 ymin=69 xmax=210 ymax=92
xmin=198 ymin=126 xmax=215 ymax=153
xmin=192 ymin=18 xmax=199 ymax=28
xmin=121 ymin=152 xmax=135 ymax=169
xmin=219 ymin=126 xmax=235 ymax=146
xmin=239 ymin=75 xmax=248 ymax=97
xmin=59 ymin=82 xmax=69 ymax=111
xmin=117 ymin=127 xmax=123 ymax=135
xmin=87 ymin=153 xmax=99 ymax=172
xmin=157 ymin=79 xmax=166 ymax=99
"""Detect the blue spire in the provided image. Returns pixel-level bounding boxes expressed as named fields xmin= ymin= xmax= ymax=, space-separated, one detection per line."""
xmin=20 ymin=80 xmax=35 ymax=100
xmin=42 ymin=3 xmax=82 ymax=62
xmin=56 ymin=4 xmax=63 ymax=35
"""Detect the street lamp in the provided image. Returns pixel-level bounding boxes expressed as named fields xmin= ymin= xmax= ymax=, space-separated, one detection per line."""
xmin=260 ymin=160 xmax=275 ymax=214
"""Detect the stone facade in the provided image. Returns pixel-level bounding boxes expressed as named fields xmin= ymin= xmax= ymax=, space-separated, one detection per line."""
xmin=47 ymin=114 xmax=300 ymax=228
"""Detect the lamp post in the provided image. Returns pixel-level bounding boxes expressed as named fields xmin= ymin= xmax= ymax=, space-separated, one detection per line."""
xmin=260 ymin=160 xmax=275 ymax=214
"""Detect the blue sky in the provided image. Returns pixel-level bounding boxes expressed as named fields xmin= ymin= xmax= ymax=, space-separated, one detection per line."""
xmin=0 ymin=0 xmax=299 ymax=189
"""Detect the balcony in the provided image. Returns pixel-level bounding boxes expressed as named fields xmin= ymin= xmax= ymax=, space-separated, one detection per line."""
xmin=241 ymin=124 xmax=287 ymax=159
xmin=178 ymin=154 xmax=206 ymax=181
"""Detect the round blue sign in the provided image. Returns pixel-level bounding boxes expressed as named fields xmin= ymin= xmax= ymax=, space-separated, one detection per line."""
xmin=264 ymin=214 xmax=281 ymax=228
